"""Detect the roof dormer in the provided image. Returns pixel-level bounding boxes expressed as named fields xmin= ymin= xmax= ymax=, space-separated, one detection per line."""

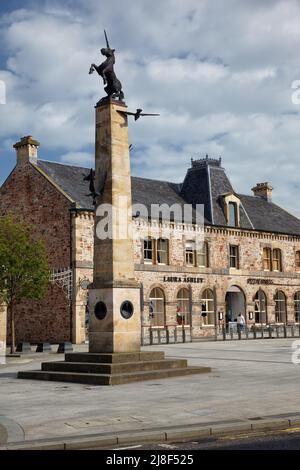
xmin=221 ymin=192 xmax=241 ymax=228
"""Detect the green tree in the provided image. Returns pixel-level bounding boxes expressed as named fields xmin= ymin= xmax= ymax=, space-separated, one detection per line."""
xmin=0 ymin=215 xmax=49 ymax=354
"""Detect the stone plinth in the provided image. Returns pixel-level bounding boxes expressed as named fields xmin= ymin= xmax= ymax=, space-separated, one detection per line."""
xmin=18 ymin=351 xmax=211 ymax=385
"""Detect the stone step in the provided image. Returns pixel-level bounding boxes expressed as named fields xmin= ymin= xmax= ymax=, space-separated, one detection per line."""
xmin=64 ymin=351 xmax=165 ymax=364
xmin=18 ymin=366 xmax=211 ymax=386
xmin=42 ymin=359 xmax=188 ymax=374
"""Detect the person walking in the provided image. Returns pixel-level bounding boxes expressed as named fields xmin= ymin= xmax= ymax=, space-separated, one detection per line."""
xmin=237 ymin=312 xmax=245 ymax=332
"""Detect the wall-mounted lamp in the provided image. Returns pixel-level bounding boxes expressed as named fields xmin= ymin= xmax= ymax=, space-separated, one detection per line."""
xmin=248 ymin=311 xmax=254 ymax=321
xmin=218 ymin=311 xmax=224 ymax=321
xmin=79 ymin=277 xmax=91 ymax=290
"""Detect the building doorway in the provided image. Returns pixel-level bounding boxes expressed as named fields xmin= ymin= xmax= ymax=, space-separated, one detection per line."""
xmin=225 ymin=286 xmax=246 ymax=323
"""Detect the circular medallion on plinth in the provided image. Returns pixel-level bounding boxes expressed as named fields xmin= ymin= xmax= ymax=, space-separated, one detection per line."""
xmin=120 ymin=300 xmax=134 ymax=319
xmin=94 ymin=301 xmax=107 ymax=320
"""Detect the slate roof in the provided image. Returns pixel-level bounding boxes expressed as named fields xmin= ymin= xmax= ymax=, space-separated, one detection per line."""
xmin=35 ymin=159 xmax=300 ymax=236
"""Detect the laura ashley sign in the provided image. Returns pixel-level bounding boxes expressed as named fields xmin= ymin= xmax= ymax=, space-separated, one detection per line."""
xmin=162 ymin=276 xmax=203 ymax=283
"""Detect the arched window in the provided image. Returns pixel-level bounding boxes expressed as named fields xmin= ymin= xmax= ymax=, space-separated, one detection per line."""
xmin=185 ymin=240 xmax=195 ymax=266
xmin=176 ymin=288 xmax=190 ymax=325
xmin=197 ymin=241 xmax=209 ymax=267
xmin=296 ymin=251 xmax=300 ymax=272
xmin=294 ymin=292 xmax=300 ymax=323
xmin=156 ymin=238 xmax=168 ymax=265
xmin=275 ymin=291 xmax=287 ymax=323
xmin=254 ymin=290 xmax=267 ymax=323
xmin=263 ymin=247 xmax=272 ymax=271
xmin=201 ymin=289 xmax=215 ymax=326
xmin=273 ymin=249 xmax=282 ymax=272
xmin=149 ymin=287 xmax=165 ymax=326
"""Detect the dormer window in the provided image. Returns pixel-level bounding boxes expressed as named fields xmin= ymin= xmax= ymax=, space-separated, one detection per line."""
xmin=228 ymin=202 xmax=237 ymax=227
xmin=222 ymin=193 xmax=240 ymax=228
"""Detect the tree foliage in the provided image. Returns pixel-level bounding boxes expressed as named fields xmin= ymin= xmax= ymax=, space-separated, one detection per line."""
xmin=0 ymin=215 xmax=49 ymax=352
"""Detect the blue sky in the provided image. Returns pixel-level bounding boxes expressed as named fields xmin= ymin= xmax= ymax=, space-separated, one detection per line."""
xmin=1 ymin=0 xmax=300 ymax=215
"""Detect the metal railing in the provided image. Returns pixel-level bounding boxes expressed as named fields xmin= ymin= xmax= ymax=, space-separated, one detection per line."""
xmin=218 ymin=323 xmax=300 ymax=341
xmin=141 ymin=324 xmax=192 ymax=346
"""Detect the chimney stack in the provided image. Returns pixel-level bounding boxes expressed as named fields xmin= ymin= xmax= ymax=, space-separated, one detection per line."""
xmin=13 ymin=136 xmax=40 ymax=166
xmin=251 ymin=182 xmax=273 ymax=202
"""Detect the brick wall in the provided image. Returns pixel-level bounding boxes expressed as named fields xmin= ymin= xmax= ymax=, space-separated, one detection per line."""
xmin=0 ymin=161 xmax=72 ymax=344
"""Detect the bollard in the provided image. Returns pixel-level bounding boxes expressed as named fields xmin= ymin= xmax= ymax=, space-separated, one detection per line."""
xmin=261 ymin=327 xmax=264 ymax=339
xmin=16 ymin=342 xmax=31 ymax=354
xmin=245 ymin=325 xmax=249 ymax=340
xmin=182 ymin=326 xmax=186 ymax=343
xmin=149 ymin=327 xmax=153 ymax=345
xmin=253 ymin=326 xmax=257 ymax=339
xmin=283 ymin=324 xmax=287 ymax=338
xmin=237 ymin=325 xmax=241 ymax=340
xmin=269 ymin=325 xmax=272 ymax=339
xmin=276 ymin=325 xmax=279 ymax=338
xmin=157 ymin=329 xmax=161 ymax=344
xmin=166 ymin=327 xmax=170 ymax=344
xmin=291 ymin=325 xmax=294 ymax=338
xmin=222 ymin=324 xmax=226 ymax=341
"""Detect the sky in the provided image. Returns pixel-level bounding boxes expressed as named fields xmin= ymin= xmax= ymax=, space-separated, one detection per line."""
xmin=1 ymin=0 xmax=300 ymax=216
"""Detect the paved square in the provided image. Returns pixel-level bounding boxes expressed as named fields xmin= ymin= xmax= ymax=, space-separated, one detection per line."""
xmin=0 ymin=339 xmax=299 ymax=444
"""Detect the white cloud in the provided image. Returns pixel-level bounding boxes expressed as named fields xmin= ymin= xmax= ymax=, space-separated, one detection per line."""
xmin=60 ymin=151 xmax=94 ymax=166
xmin=1 ymin=0 xmax=300 ymax=217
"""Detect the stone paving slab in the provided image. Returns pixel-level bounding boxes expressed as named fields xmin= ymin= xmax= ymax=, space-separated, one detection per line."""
xmin=0 ymin=339 xmax=299 ymax=446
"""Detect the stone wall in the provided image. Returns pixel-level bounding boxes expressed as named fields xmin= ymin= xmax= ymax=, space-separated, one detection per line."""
xmin=71 ymin=210 xmax=94 ymax=344
xmin=133 ymin=219 xmax=300 ymax=337
xmin=0 ymin=161 xmax=72 ymax=344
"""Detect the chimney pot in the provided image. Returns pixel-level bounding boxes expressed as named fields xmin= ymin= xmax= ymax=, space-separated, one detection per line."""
xmin=13 ymin=136 xmax=40 ymax=166
xmin=251 ymin=182 xmax=273 ymax=202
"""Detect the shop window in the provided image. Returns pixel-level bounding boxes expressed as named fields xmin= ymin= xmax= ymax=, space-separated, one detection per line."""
xmin=274 ymin=291 xmax=287 ymax=323
xmin=149 ymin=287 xmax=165 ymax=326
xmin=294 ymin=292 xmax=300 ymax=323
xmin=176 ymin=288 xmax=190 ymax=325
xmin=201 ymin=289 xmax=215 ymax=326
xmin=254 ymin=290 xmax=267 ymax=323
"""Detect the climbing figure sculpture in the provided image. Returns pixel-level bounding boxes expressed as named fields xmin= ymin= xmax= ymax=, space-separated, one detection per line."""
xmin=89 ymin=30 xmax=124 ymax=103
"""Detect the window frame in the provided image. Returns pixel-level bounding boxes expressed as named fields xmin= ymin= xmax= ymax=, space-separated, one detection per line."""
xmin=296 ymin=251 xmax=300 ymax=272
xmin=263 ymin=247 xmax=272 ymax=271
xmin=229 ymin=245 xmax=239 ymax=269
xmin=294 ymin=292 xmax=300 ymax=323
xmin=156 ymin=238 xmax=169 ymax=265
xmin=228 ymin=202 xmax=237 ymax=227
xmin=185 ymin=240 xmax=195 ymax=266
xmin=197 ymin=241 xmax=209 ymax=268
xmin=274 ymin=290 xmax=287 ymax=323
xmin=176 ymin=288 xmax=190 ymax=325
xmin=143 ymin=238 xmax=154 ymax=264
xmin=272 ymin=248 xmax=282 ymax=272
xmin=201 ymin=288 xmax=215 ymax=326
xmin=149 ymin=287 xmax=165 ymax=327
xmin=254 ymin=290 xmax=267 ymax=324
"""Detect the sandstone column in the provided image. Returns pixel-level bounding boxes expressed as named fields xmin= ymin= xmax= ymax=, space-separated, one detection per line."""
xmin=88 ymin=99 xmax=141 ymax=353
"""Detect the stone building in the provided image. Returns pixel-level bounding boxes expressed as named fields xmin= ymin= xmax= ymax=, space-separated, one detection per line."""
xmin=1 ymin=136 xmax=300 ymax=345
